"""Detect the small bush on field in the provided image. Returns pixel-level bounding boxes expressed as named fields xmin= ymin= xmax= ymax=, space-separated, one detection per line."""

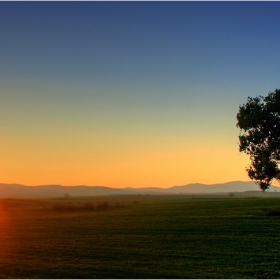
xmin=262 ymin=207 xmax=280 ymax=216
xmin=49 ymin=201 xmax=128 ymax=212
xmin=84 ymin=202 xmax=95 ymax=211
xmin=113 ymin=202 xmax=127 ymax=208
xmin=96 ymin=202 xmax=109 ymax=210
xmin=51 ymin=203 xmax=79 ymax=212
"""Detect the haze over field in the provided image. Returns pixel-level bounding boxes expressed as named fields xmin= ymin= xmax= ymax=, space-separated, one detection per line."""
xmin=1 ymin=2 xmax=280 ymax=187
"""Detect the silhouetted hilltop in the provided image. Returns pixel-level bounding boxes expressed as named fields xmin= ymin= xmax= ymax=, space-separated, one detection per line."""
xmin=0 ymin=181 xmax=278 ymax=198
xmin=169 ymin=181 xmax=268 ymax=193
xmin=0 ymin=184 xmax=130 ymax=198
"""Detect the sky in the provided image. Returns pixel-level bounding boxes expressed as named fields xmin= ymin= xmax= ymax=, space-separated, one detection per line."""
xmin=1 ymin=2 xmax=280 ymax=188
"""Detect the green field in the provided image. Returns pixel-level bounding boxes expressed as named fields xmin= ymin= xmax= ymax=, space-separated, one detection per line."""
xmin=1 ymin=195 xmax=280 ymax=279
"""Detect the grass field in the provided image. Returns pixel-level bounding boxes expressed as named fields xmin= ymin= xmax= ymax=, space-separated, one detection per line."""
xmin=1 ymin=194 xmax=280 ymax=278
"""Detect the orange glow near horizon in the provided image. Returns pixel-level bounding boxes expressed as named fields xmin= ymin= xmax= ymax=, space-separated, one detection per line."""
xmin=0 ymin=68 xmax=250 ymax=189
xmin=0 ymin=128 xmax=250 ymax=188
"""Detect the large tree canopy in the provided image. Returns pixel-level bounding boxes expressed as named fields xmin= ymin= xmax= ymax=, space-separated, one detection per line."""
xmin=236 ymin=89 xmax=280 ymax=191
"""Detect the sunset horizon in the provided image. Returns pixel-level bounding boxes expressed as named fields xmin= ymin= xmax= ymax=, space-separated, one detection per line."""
xmin=0 ymin=179 xmax=254 ymax=189
xmin=1 ymin=2 xmax=279 ymax=189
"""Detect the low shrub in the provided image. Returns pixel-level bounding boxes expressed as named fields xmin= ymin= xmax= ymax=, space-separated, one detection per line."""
xmin=262 ymin=207 xmax=280 ymax=216
xmin=51 ymin=204 xmax=79 ymax=212
xmin=51 ymin=201 xmax=111 ymax=212
xmin=96 ymin=202 xmax=109 ymax=210
xmin=49 ymin=199 xmax=136 ymax=213
xmin=84 ymin=202 xmax=95 ymax=211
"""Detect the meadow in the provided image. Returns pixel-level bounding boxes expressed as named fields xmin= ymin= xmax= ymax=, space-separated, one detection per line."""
xmin=1 ymin=194 xmax=280 ymax=278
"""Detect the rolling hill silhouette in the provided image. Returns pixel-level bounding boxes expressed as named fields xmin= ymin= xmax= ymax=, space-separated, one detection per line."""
xmin=0 ymin=181 xmax=278 ymax=198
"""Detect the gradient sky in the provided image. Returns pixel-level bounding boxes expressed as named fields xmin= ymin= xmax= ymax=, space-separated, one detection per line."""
xmin=1 ymin=2 xmax=280 ymax=188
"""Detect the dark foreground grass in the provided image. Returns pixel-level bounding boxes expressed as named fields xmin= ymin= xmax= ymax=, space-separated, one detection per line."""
xmin=1 ymin=195 xmax=280 ymax=278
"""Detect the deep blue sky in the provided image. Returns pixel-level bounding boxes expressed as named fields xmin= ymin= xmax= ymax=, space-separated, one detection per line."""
xmin=2 ymin=2 xmax=280 ymax=89
xmin=1 ymin=2 xmax=280 ymax=187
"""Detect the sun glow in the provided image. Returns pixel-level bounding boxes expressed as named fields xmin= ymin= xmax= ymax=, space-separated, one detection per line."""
xmin=0 ymin=203 xmax=15 ymax=262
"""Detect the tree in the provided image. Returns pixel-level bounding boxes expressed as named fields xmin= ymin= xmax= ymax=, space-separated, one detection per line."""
xmin=64 ymin=193 xmax=70 ymax=199
xmin=236 ymin=89 xmax=280 ymax=191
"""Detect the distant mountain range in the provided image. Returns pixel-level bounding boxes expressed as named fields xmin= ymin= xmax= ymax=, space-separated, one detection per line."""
xmin=0 ymin=181 xmax=278 ymax=198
